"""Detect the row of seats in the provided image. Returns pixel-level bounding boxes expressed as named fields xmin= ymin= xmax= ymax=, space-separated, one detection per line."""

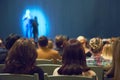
xmin=36 ymin=59 xmax=62 ymax=64
xmin=0 ymin=73 xmax=39 ymax=80
xmin=0 ymin=73 xmax=112 ymax=80
xmin=0 ymin=73 xmax=96 ymax=80
xmin=35 ymin=59 xmax=108 ymax=80
xmin=0 ymin=63 xmax=112 ymax=80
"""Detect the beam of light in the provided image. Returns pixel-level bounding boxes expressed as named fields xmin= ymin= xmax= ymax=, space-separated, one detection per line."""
xmin=21 ymin=7 xmax=49 ymax=38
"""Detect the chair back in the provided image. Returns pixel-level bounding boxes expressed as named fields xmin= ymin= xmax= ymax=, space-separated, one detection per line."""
xmin=36 ymin=59 xmax=54 ymax=64
xmin=56 ymin=59 xmax=62 ymax=65
xmin=44 ymin=73 xmax=96 ymax=80
xmin=104 ymin=76 xmax=113 ymax=80
xmin=0 ymin=64 xmax=5 ymax=72
xmin=90 ymin=66 xmax=104 ymax=80
xmin=0 ymin=73 xmax=39 ymax=80
xmin=37 ymin=64 xmax=61 ymax=75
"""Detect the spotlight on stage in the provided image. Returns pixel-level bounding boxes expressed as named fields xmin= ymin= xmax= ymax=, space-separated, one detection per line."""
xmin=22 ymin=8 xmax=49 ymax=38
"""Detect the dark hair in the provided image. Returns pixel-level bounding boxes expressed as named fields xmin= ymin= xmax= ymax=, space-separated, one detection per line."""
xmin=5 ymin=33 xmax=21 ymax=50
xmin=38 ymin=36 xmax=48 ymax=47
xmin=55 ymin=35 xmax=68 ymax=48
xmin=4 ymin=38 xmax=37 ymax=74
xmin=58 ymin=39 xmax=90 ymax=75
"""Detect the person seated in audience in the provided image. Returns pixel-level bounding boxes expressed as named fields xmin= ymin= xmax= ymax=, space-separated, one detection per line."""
xmin=37 ymin=36 xmax=61 ymax=63
xmin=0 ymin=38 xmax=7 ymax=64
xmin=87 ymin=37 xmax=111 ymax=67
xmin=0 ymin=38 xmax=5 ymax=48
xmin=0 ymin=33 xmax=20 ymax=64
xmin=101 ymin=43 xmax=112 ymax=71
xmin=54 ymin=35 xmax=68 ymax=56
xmin=105 ymin=37 xmax=120 ymax=80
xmin=5 ymin=33 xmax=21 ymax=50
xmin=102 ymin=42 xmax=112 ymax=60
xmin=77 ymin=36 xmax=92 ymax=58
xmin=47 ymin=39 xmax=54 ymax=49
xmin=53 ymin=39 xmax=96 ymax=77
xmin=3 ymin=38 xmax=44 ymax=80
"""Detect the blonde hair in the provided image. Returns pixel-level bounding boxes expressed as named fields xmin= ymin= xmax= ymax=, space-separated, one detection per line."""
xmin=77 ymin=36 xmax=87 ymax=44
xmin=89 ymin=37 xmax=103 ymax=53
xmin=102 ymin=43 xmax=113 ymax=60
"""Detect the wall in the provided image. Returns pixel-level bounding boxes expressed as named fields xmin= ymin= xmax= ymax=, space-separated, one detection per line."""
xmin=0 ymin=0 xmax=120 ymax=39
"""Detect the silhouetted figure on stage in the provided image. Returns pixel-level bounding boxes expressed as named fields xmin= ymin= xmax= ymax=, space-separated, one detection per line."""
xmin=25 ymin=18 xmax=32 ymax=38
xmin=23 ymin=10 xmax=32 ymax=38
xmin=31 ymin=16 xmax=39 ymax=41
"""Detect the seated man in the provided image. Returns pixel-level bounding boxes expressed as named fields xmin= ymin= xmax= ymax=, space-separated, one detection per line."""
xmin=37 ymin=36 xmax=61 ymax=63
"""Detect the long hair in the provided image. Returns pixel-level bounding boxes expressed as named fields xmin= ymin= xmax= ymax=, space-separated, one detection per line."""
xmin=4 ymin=38 xmax=37 ymax=74
xmin=102 ymin=43 xmax=113 ymax=60
xmin=112 ymin=37 xmax=120 ymax=80
xmin=58 ymin=39 xmax=90 ymax=75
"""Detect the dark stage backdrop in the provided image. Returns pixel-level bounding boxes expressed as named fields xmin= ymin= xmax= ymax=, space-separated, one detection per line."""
xmin=0 ymin=0 xmax=120 ymax=39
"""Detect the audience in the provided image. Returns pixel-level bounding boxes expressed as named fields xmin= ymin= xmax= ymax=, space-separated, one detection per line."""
xmin=0 ymin=34 xmax=20 ymax=64
xmin=37 ymin=36 xmax=61 ymax=63
xmin=3 ymin=38 xmax=44 ymax=80
xmin=106 ymin=37 xmax=120 ymax=80
xmin=53 ymin=39 xmax=96 ymax=77
xmin=87 ymin=37 xmax=111 ymax=67
xmin=0 ymin=33 xmax=119 ymax=80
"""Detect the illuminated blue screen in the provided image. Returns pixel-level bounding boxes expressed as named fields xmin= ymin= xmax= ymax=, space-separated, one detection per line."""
xmin=22 ymin=7 xmax=49 ymax=39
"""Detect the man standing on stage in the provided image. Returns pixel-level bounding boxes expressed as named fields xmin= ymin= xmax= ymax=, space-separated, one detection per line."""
xmin=31 ymin=16 xmax=39 ymax=41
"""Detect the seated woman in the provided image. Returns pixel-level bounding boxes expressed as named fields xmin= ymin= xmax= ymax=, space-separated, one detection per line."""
xmin=102 ymin=43 xmax=112 ymax=60
xmin=101 ymin=43 xmax=112 ymax=71
xmin=3 ymin=38 xmax=44 ymax=80
xmin=53 ymin=39 xmax=96 ymax=77
xmin=105 ymin=37 xmax=120 ymax=80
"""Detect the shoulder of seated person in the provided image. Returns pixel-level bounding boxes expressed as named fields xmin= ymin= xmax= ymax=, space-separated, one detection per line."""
xmin=50 ymin=49 xmax=59 ymax=53
xmin=83 ymin=70 xmax=96 ymax=77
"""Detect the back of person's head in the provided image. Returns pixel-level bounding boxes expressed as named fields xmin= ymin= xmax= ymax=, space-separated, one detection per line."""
xmin=58 ymin=39 xmax=90 ymax=75
xmin=102 ymin=43 xmax=113 ymax=60
xmin=5 ymin=33 xmax=21 ymax=50
xmin=38 ymin=36 xmax=48 ymax=47
xmin=77 ymin=36 xmax=90 ymax=51
xmin=4 ymin=38 xmax=37 ymax=73
xmin=55 ymin=35 xmax=68 ymax=49
xmin=77 ymin=36 xmax=87 ymax=44
xmin=63 ymin=39 xmax=85 ymax=64
xmin=47 ymin=39 xmax=54 ymax=49
xmin=89 ymin=37 xmax=103 ymax=54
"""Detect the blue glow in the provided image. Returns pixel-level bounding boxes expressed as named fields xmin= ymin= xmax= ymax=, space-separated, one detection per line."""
xmin=22 ymin=7 xmax=49 ymax=38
